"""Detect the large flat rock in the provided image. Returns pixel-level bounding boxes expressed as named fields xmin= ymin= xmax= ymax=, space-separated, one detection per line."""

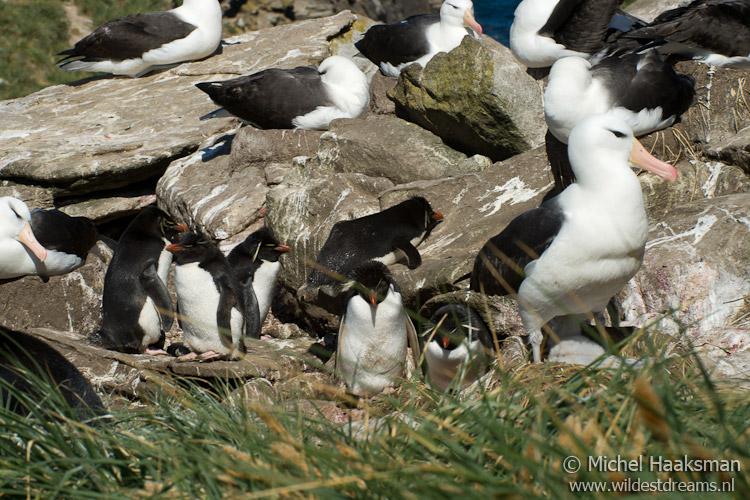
xmin=0 ymin=11 xmax=357 ymax=197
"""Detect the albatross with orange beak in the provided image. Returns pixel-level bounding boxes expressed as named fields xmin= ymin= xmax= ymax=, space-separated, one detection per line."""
xmin=355 ymin=0 xmax=482 ymax=77
xmin=470 ymin=114 xmax=677 ymax=364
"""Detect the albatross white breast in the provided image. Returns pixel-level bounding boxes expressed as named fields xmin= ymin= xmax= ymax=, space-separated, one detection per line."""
xmin=355 ymin=0 xmax=482 ymax=77
xmin=470 ymin=114 xmax=677 ymax=363
xmin=57 ymin=0 xmax=223 ymax=77
xmin=196 ymin=55 xmax=369 ymax=130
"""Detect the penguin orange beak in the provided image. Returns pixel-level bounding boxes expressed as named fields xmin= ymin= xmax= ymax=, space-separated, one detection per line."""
xmin=370 ymin=292 xmax=377 ymax=307
xmin=432 ymin=211 xmax=444 ymax=221
xmin=442 ymin=336 xmax=450 ymax=349
xmin=630 ymin=138 xmax=678 ymax=182
xmin=17 ymin=223 xmax=47 ymax=262
xmin=166 ymin=243 xmax=182 ymax=253
xmin=464 ymin=9 xmax=482 ymax=37
xmin=175 ymin=223 xmax=188 ymax=232
xmin=275 ymin=244 xmax=291 ymax=253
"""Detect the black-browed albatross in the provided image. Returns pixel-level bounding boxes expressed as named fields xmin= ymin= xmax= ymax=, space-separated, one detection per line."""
xmin=57 ymin=0 xmax=223 ymax=77
xmin=470 ymin=114 xmax=677 ymax=363
xmin=195 ymin=55 xmax=370 ymax=130
xmin=355 ymin=0 xmax=482 ymax=77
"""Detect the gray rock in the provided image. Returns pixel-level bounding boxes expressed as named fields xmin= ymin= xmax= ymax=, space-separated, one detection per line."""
xmin=315 ymin=115 xmax=491 ymax=185
xmin=0 ymin=240 xmax=113 ymax=336
xmin=620 ymin=193 xmax=750 ymax=378
xmin=0 ymin=185 xmax=54 ymax=209
xmin=388 ymin=35 xmax=546 ymax=162
xmin=157 ymin=126 xmax=324 ymax=239
xmin=0 ymin=12 xmax=357 ymax=198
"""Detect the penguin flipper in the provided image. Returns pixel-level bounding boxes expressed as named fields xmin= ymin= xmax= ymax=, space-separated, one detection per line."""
xmin=243 ymin=281 xmax=262 ymax=339
xmin=139 ymin=265 xmax=174 ymax=332
xmin=405 ymin=315 xmax=421 ymax=371
xmin=393 ymin=238 xmax=422 ymax=269
xmin=215 ymin=277 xmax=241 ymax=350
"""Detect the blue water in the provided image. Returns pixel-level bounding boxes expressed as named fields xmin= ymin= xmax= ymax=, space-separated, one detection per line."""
xmin=474 ymin=0 xmax=520 ymax=47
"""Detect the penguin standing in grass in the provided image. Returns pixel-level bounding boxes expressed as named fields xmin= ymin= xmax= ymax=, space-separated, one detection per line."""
xmin=335 ymin=261 xmax=420 ymax=396
xmin=422 ymin=304 xmax=495 ymax=392
xmin=93 ymin=205 xmax=186 ymax=354
xmin=167 ymin=232 xmax=247 ymax=361
xmin=226 ymin=228 xmax=291 ymax=338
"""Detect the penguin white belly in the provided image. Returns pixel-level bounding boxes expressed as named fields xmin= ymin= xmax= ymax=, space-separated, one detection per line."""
xmin=425 ymin=340 xmax=487 ymax=392
xmin=373 ymin=233 xmax=426 ymax=266
xmin=337 ymin=289 xmax=407 ymax=395
xmin=174 ymin=263 xmax=243 ymax=356
xmin=252 ymin=260 xmax=280 ymax=324
xmin=135 ymin=247 xmax=173 ymax=346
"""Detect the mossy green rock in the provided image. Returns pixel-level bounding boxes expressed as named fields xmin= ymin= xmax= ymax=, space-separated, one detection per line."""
xmin=388 ymin=36 xmax=546 ymax=162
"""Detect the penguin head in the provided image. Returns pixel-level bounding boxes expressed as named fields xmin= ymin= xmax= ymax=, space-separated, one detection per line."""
xmin=422 ymin=304 xmax=489 ymax=352
xmin=158 ymin=214 xmax=188 ymax=243
xmin=344 ymin=261 xmax=395 ymax=308
xmin=231 ymin=227 xmax=291 ymax=263
xmin=411 ymin=196 xmax=444 ymax=233
xmin=166 ymin=232 xmax=217 ymax=265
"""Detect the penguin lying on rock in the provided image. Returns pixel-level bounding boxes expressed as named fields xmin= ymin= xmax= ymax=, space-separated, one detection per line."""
xmin=421 ymin=304 xmax=495 ymax=392
xmin=1 ymin=326 xmax=108 ymax=423
xmin=226 ymin=228 xmax=291 ymax=339
xmin=301 ymin=196 xmax=443 ymax=316
xmin=335 ymin=261 xmax=421 ymax=396
xmin=167 ymin=232 xmax=248 ymax=362
xmin=92 ymin=205 xmax=187 ymax=354
xmin=0 ymin=196 xmax=98 ymax=282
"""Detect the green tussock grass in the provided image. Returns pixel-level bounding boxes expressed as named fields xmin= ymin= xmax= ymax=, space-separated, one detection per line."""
xmin=1 ymin=330 xmax=749 ymax=499
xmin=0 ymin=0 xmax=171 ymax=100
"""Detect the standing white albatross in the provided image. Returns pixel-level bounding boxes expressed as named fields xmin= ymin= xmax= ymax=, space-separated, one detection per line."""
xmin=470 ymin=114 xmax=677 ymax=363
xmin=355 ymin=0 xmax=482 ymax=77
xmin=544 ymin=49 xmax=696 ymax=144
xmin=196 ymin=55 xmax=369 ymax=130
xmin=57 ymin=0 xmax=223 ymax=77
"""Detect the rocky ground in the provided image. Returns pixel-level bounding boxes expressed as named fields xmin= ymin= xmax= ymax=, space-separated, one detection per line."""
xmin=1 ymin=2 xmax=749 ymax=412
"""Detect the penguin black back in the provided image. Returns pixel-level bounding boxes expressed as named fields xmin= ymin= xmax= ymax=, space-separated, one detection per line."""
xmin=307 ymin=197 xmax=443 ymax=288
xmin=0 ymin=326 xmax=107 ymax=423
xmin=94 ymin=205 xmax=186 ymax=353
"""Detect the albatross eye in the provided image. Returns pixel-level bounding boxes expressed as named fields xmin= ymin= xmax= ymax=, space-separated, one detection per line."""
xmin=609 ymin=129 xmax=627 ymax=138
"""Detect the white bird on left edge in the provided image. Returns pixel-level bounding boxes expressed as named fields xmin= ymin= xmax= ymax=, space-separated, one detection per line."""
xmin=470 ymin=114 xmax=677 ymax=364
xmin=0 ymin=197 xmax=97 ymax=282
xmin=57 ymin=0 xmax=222 ymax=77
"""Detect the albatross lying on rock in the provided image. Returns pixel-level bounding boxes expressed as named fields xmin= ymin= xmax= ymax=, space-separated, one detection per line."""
xmin=196 ymin=55 xmax=370 ymax=130
xmin=0 ymin=197 xmax=97 ymax=282
xmin=355 ymin=0 xmax=482 ymax=77
xmin=470 ymin=114 xmax=677 ymax=364
xmin=57 ymin=0 xmax=223 ymax=77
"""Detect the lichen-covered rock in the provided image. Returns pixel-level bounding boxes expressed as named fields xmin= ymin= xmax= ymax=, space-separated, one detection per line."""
xmin=0 ymin=240 xmax=113 ymax=336
xmin=620 ymin=193 xmax=750 ymax=377
xmin=388 ymin=35 xmax=546 ymax=162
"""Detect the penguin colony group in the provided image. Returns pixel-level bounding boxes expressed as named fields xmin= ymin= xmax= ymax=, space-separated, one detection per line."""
xmin=1 ymin=0 xmax=747 ymax=416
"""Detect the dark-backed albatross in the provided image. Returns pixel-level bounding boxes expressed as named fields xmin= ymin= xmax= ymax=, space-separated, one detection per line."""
xmin=0 ymin=197 xmax=97 ymax=282
xmin=470 ymin=114 xmax=677 ymax=363
xmin=196 ymin=55 xmax=370 ymax=130
xmin=544 ymin=49 xmax=696 ymax=143
xmin=57 ymin=0 xmax=222 ymax=77
xmin=355 ymin=0 xmax=482 ymax=77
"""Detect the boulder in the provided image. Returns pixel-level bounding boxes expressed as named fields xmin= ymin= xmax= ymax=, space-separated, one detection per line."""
xmin=388 ymin=35 xmax=546 ymax=162
xmin=157 ymin=126 xmax=324 ymax=239
xmin=0 ymin=240 xmax=113 ymax=337
xmin=620 ymin=193 xmax=750 ymax=378
xmin=314 ymin=115 xmax=492 ymax=185
xmin=0 ymin=11 xmax=358 ymax=198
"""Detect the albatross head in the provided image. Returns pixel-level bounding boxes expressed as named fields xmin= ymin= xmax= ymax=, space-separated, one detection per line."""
xmin=0 ymin=197 xmax=47 ymax=262
xmin=440 ymin=0 xmax=483 ymax=37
